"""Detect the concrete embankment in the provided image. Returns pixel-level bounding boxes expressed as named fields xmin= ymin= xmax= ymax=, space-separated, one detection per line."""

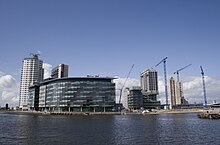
xmin=141 ymin=109 xmax=203 ymax=115
xmin=1 ymin=111 xmax=122 ymax=116
xmin=1 ymin=109 xmax=203 ymax=116
xmin=50 ymin=112 xmax=122 ymax=115
xmin=198 ymin=109 xmax=220 ymax=119
xmin=0 ymin=111 xmax=48 ymax=115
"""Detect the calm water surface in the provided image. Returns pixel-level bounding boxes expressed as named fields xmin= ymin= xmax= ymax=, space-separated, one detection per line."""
xmin=0 ymin=112 xmax=219 ymax=145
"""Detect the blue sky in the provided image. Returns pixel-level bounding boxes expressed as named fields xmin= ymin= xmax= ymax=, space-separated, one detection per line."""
xmin=0 ymin=0 xmax=220 ymax=79
xmin=0 ymin=0 xmax=220 ymax=106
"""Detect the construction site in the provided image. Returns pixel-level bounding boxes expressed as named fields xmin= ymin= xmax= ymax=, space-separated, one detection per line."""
xmin=122 ymin=57 xmax=211 ymax=113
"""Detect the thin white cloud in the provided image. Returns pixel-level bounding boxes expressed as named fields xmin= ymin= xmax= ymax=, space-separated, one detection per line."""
xmin=43 ymin=63 xmax=52 ymax=79
xmin=0 ymin=75 xmax=16 ymax=88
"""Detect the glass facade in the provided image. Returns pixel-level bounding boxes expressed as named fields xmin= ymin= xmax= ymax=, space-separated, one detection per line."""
xmin=127 ymin=87 xmax=143 ymax=110
xmin=36 ymin=77 xmax=115 ymax=112
xmin=28 ymin=84 xmax=40 ymax=111
xmin=28 ymin=87 xmax=35 ymax=108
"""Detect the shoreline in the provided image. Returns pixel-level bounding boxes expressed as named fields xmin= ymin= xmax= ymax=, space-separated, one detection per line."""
xmin=0 ymin=110 xmax=122 ymax=116
xmin=0 ymin=109 xmax=203 ymax=116
xmin=143 ymin=109 xmax=203 ymax=115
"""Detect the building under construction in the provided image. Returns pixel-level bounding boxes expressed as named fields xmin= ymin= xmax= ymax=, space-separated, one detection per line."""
xmin=125 ymin=69 xmax=161 ymax=110
xmin=170 ymin=64 xmax=191 ymax=109
xmin=141 ymin=69 xmax=161 ymax=109
xmin=169 ymin=77 xmax=188 ymax=109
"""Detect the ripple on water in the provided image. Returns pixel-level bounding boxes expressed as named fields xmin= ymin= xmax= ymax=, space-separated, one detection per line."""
xmin=0 ymin=113 xmax=220 ymax=145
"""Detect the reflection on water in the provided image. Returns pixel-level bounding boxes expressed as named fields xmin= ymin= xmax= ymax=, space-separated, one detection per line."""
xmin=0 ymin=112 xmax=220 ymax=145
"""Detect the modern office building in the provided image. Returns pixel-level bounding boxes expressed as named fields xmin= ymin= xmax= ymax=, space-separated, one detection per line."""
xmin=29 ymin=77 xmax=116 ymax=112
xmin=140 ymin=69 xmax=161 ymax=108
xmin=126 ymin=86 xmax=143 ymax=110
xmin=140 ymin=69 xmax=159 ymax=96
xmin=170 ymin=77 xmax=176 ymax=109
xmin=28 ymin=83 xmax=40 ymax=111
xmin=51 ymin=64 xmax=68 ymax=79
xmin=19 ymin=54 xmax=44 ymax=110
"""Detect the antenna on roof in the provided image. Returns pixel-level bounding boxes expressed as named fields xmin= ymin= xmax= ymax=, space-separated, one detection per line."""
xmin=30 ymin=53 xmax=40 ymax=58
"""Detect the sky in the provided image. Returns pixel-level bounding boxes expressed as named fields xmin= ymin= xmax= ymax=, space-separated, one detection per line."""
xmin=0 ymin=0 xmax=220 ymax=107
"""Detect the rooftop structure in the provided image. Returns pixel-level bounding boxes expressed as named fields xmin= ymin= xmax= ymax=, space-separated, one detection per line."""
xmin=51 ymin=64 xmax=68 ymax=79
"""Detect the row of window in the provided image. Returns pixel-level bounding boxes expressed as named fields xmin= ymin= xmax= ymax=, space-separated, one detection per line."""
xmin=29 ymin=80 xmax=115 ymax=108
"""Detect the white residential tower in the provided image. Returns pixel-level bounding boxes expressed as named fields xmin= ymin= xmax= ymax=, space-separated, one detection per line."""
xmin=19 ymin=54 xmax=44 ymax=110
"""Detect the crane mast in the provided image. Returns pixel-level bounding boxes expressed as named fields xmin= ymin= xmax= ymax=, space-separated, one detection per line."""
xmin=155 ymin=57 xmax=169 ymax=109
xmin=174 ymin=64 xmax=192 ymax=82
xmin=119 ymin=64 xmax=134 ymax=104
xmin=200 ymin=66 xmax=207 ymax=107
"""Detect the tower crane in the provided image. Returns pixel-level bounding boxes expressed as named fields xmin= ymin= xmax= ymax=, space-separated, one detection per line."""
xmin=200 ymin=66 xmax=207 ymax=107
xmin=118 ymin=64 xmax=134 ymax=104
xmin=155 ymin=57 xmax=169 ymax=109
xmin=174 ymin=64 xmax=192 ymax=82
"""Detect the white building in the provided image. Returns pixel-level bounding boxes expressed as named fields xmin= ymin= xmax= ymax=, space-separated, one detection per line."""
xmin=140 ymin=69 xmax=158 ymax=95
xmin=124 ymin=88 xmax=130 ymax=109
xmin=170 ymin=77 xmax=176 ymax=108
xmin=170 ymin=77 xmax=186 ymax=109
xmin=19 ymin=54 xmax=44 ymax=110
xmin=176 ymin=81 xmax=183 ymax=105
xmin=51 ymin=64 xmax=68 ymax=79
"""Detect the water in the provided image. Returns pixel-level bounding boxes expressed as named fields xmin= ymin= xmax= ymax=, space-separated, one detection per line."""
xmin=0 ymin=112 xmax=219 ymax=145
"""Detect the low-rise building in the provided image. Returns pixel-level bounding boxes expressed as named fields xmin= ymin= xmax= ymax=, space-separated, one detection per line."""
xmin=127 ymin=86 xmax=143 ymax=110
xmin=29 ymin=77 xmax=116 ymax=112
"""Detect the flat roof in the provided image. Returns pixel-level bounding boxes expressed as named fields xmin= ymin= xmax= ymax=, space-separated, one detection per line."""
xmin=41 ymin=77 xmax=116 ymax=84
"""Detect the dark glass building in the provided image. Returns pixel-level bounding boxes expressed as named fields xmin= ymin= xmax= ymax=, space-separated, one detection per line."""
xmin=127 ymin=87 xmax=143 ymax=110
xmin=28 ymin=83 xmax=40 ymax=111
xmin=29 ymin=77 xmax=116 ymax=112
